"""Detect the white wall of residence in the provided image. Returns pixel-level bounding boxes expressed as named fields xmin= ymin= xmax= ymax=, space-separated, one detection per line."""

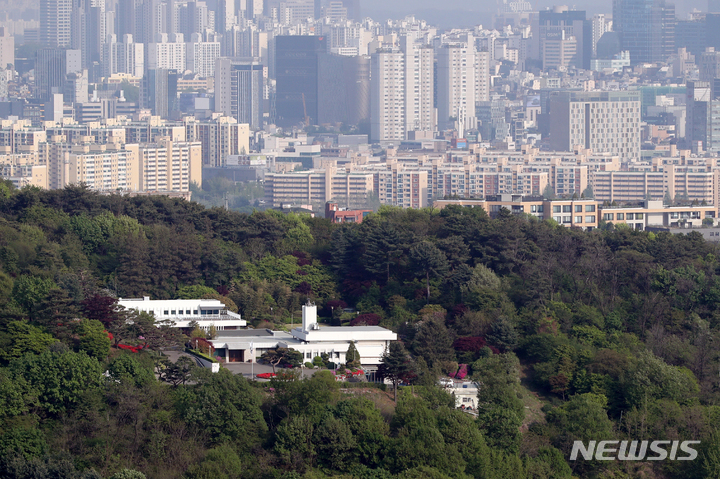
xmin=211 ymin=304 xmax=398 ymax=367
xmin=117 ymin=297 xmax=246 ymax=329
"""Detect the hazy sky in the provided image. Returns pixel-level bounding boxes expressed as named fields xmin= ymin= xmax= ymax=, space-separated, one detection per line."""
xmin=362 ymin=0 xmax=706 ymax=29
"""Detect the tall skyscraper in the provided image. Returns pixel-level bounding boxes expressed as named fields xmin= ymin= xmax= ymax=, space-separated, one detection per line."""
xmin=40 ymin=0 xmax=73 ymax=47
xmin=215 ymin=57 xmax=265 ymax=129
xmin=317 ymin=53 xmax=370 ymax=126
xmin=591 ymin=14 xmax=612 ymax=57
xmin=613 ymin=0 xmax=675 ymax=64
xmin=142 ymin=68 xmax=179 ymax=118
xmin=533 ymin=6 xmax=590 ymax=69
xmin=35 ymin=49 xmax=67 ymax=101
xmin=275 ymin=35 xmax=326 ymax=127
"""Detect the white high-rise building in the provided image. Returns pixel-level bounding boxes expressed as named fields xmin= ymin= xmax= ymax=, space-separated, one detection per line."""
xmin=476 ymin=50 xmax=491 ymax=103
xmin=591 ymin=14 xmax=612 ymax=57
xmin=371 ymin=36 xmax=436 ymax=142
xmin=0 ymin=28 xmax=14 ymax=70
xmin=40 ymin=0 xmax=73 ymax=47
xmin=103 ymin=34 xmax=144 ymax=77
xmin=186 ymin=34 xmax=221 ymax=77
xmin=371 ymin=49 xmax=405 ymax=142
xmin=148 ymin=33 xmax=186 ymax=71
xmin=400 ymin=36 xmax=435 ymax=136
xmin=549 ymin=91 xmax=641 ymax=160
xmin=436 ymin=42 xmax=477 ymax=132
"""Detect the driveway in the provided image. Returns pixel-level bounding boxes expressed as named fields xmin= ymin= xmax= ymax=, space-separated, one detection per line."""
xmin=222 ymin=361 xmax=317 ymax=379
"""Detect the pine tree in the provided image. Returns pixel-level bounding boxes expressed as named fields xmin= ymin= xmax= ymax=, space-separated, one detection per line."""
xmin=412 ymin=318 xmax=456 ymax=369
xmin=410 ymin=242 xmax=449 ymax=302
xmin=380 ymin=341 xmax=416 ymax=402
xmin=362 ymin=221 xmax=405 ymax=283
xmin=346 ymin=342 xmax=361 ymax=368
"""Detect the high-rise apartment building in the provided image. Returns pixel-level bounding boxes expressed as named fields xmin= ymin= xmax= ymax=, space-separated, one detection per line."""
xmin=370 ymin=49 xmax=405 ymax=142
xmin=436 ymin=42 xmax=476 ymax=132
xmin=215 ymin=57 xmax=265 ymax=130
xmin=275 ymin=35 xmax=327 ymax=127
xmin=40 ymin=0 xmax=73 ymax=48
xmin=476 ymin=50 xmax=491 ymax=103
xmin=103 ymin=34 xmax=145 ymax=78
xmin=185 ymin=116 xmax=250 ymax=166
xmin=401 ymin=37 xmax=435 ymax=136
xmin=147 ymin=33 xmax=187 ymax=71
xmin=613 ymin=0 xmax=675 ymax=64
xmin=549 ymin=90 xmax=641 ymax=160
xmin=186 ymin=34 xmax=221 ymax=77
xmin=138 ymin=139 xmax=202 ymax=192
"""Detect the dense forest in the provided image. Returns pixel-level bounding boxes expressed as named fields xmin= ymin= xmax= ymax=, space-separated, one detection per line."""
xmin=2 ymin=179 xmax=720 ymax=478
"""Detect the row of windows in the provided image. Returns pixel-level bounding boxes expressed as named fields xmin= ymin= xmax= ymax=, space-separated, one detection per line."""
xmin=603 ymin=212 xmax=644 ymax=221
xmin=162 ymin=309 xmax=221 ymax=315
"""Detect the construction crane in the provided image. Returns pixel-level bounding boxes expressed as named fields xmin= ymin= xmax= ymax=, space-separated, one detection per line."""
xmin=302 ymin=93 xmax=309 ymax=127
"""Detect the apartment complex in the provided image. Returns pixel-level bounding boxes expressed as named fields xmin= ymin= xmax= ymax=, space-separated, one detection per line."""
xmin=264 ymin=167 xmax=374 ymax=209
xmin=0 ymin=119 xmax=204 ymax=194
xmin=435 ymin=197 xmax=716 ymax=231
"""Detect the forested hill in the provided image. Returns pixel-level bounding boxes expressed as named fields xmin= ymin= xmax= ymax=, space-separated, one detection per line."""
xmin=2 ymin=180 xmax=720 ymax=479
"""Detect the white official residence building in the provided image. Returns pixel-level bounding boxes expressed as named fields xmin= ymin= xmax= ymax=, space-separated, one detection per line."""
xmin=118 ymin=298 xmax=397 ymax=368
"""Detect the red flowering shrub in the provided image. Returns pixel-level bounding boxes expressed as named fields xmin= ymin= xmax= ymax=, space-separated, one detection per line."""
xmin=350 ymin=313 xmax=381 ymax=326
xmin=453 ymin=336 xmax=487 ymax=352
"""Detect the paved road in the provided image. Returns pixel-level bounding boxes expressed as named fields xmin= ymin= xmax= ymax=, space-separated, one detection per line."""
xmin=163 ymin=349 xmax=206 ymax=367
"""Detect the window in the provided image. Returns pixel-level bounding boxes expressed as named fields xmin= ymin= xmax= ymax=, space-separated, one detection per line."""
xmin=306 ymin=353 xmax=311 ymax=359
xmin=193 ymin=310 xmax=198 ymax=314
xmin=575 ymin=216 xmax=583 ymax=223
xmin=554 ymin=216 xmax=562 ymax=222
xmin=164 ymin=310 xmax=169 ymax=315
xmin=575 ymin=205 xmax=583 ymax=212
xmin=563 ymin=205 xmax=572 ymax=213
xmin=563 ymin=216 xmax=571 ymax=224
xmin=585 ymin=205 xmax=595 ymax=212
xmin=616 ymin=213 xmax=624 ymax=220
xmin=626 ymin=213 xmax=634 ymax=220
xmin=171 ymin=310 xmax=176 ymax=315
xmin=178 ymin=310 xmax=183 ymax=315
xmin=670 ymin=212 xmax=679 ymax=219
xmin=553 ymin=205 xmax=561 ymax=213
xmin=636 ymin=223 xmax=644 ymax=231
xmin=213 ymin=310 xmax=220 ymax=315
xmin=585 ymin=215 xmax=596 ymax=223
xmin=335 ymin=352 xmax=340 ymax=358
xmin=636 ymin=213 xmax=643 ymax=219
xmin=186 ymin=310 xmax=191 ymax=314
xmin=604 ymin=213 xmax=614 ymax=220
